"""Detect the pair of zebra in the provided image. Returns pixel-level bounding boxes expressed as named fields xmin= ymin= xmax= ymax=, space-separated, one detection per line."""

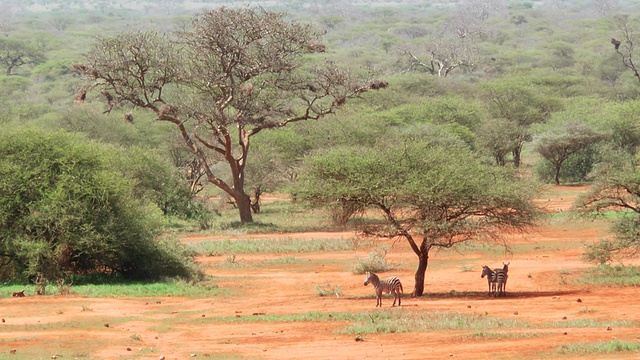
xmin=481 ymin=262 xmax=510 ymax=297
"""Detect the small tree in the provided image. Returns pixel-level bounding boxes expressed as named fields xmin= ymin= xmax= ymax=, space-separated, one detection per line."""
xmin=0 ymin=38 xmax=45 ymax=76
xmin=72 ymin=7 xmax=386 ymax=223
xmin=534 ymin=121 xmax=608 ymax=185
xmin=294 ymin=141 xmax=539 ymax=296
xmin=476 ymin=118 xmax=519 ymax=166
xmin=481 ymin=79 xmax=559 ymax=167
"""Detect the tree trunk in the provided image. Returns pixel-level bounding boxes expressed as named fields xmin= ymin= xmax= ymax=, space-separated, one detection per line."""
xmin=412 ymin=253 xmax=429 ymax=297
xmin=554 ymin=164 xmax=561 ymax=185
xmin=512 ymin=147 xmax=522 ymax=168
xmin=250 ymin=186 xmax=262 ymax=214
xmin=235 ymin=192 xmax=253 ymax=223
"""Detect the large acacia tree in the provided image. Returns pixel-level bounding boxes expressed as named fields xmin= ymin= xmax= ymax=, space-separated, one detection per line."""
xmin=72 ymin=7 xmax=385 ymax=223
xmin=294 ymin=139 xmax=539 ymax=296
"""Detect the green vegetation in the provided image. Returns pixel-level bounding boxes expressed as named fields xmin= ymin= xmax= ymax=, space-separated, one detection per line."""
xmin=577 ymin=265 xmax=640 ymax=286
xmin=0 ymin=129 xmax=202 ymax=287
xmin=188 ymin=237 xmax=357 ymax=256
xmin=352 ymin=248 xmax=399 ymax=274
xmin=556 ymin=340 xmax=640 ymax=355
xmin=0 ymin=279 xmax=223 ymax=298
xmin=336 ymin=310 xmax=532 ymax=335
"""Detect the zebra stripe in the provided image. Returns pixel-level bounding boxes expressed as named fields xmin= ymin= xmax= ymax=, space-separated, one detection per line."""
xmin=493 ymin=269 xmax=508 ymax=297
xmin=364 ymin=272 xmax=403 ymax=307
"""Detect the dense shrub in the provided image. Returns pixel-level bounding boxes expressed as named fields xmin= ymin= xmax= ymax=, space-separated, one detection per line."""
xmin=0 ymin=128 xmax=201 ymax=284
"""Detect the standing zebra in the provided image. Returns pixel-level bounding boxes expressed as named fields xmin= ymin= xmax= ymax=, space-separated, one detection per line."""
xmin=363 ymin=272 xmax=403 ymax=307
xmin=500 ymin=262 xmax=510 ymax=295
xmin=494 ymin=268 xmax=507 ymax=297
xmin=481 ymin=266 xmax=496 ymax=295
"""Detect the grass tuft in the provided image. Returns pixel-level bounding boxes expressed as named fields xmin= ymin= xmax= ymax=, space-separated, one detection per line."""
xmin=556 ymin=339 xmax=640 ymax=355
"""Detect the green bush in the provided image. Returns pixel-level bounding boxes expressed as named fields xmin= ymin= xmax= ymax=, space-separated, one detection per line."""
xmin=0 ymin=128 xmax=201 ymax=284
xmin=352 ymin=248 xmax=397 ymax=274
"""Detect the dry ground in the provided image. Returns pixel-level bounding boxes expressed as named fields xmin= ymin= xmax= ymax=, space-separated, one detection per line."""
xmin=2 ymin=185 xmax=640 ymax=359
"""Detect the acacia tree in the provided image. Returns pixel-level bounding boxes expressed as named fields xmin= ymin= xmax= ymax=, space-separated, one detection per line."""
xmin=294 ymin=141 xmax=539 ymax=296
xmin=404 ymin=35 xmax=479 ymax=77
xmin=0 ymin=38 xmax=45 ymax=75
xmin=72 ymin=7 xmax=385 ymax=223
xmin=534 ymin=121 xmax=608 ymax=185
xmin=574 ymin=157 xmax=640 ymax=264
xmin=481 ymin=79 xmax=559 ymax=167
xmin=476 ymin=118 xmax=519 ymax=166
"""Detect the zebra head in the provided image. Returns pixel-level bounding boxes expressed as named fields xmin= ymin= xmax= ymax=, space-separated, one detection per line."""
xmin=364 ymin=271 xmax=374 ymax=286
xmin=481 ymin=265 xmax=493 ymax=278
xmin=503 ymin=262 xmax=510 ymax=272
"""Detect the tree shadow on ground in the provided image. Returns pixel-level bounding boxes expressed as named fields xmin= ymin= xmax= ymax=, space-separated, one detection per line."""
xmin=418 ymin=289 xmax=585 ymax=300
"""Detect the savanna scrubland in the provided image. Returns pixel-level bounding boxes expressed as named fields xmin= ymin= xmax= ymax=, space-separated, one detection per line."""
xmin=3 ymin=0 xmax=640 ymax=359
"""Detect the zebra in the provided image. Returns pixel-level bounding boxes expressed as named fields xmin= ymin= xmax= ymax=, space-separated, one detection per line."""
xmin=481 ymin=266 xmax=497 ymax=295
xmin=494 ymin=268 xmax=507 ymax=297
xmin=499 ymin=262 xmax=510 ymax=295
xmin=481 ymin=266 xmax=508 ymax=297
xmin=363 ymin=272 xmax=403 ymax=307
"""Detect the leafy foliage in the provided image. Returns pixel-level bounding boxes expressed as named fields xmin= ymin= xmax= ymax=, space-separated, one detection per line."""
xmin=0 ymin=128 xmax=201 ymax=283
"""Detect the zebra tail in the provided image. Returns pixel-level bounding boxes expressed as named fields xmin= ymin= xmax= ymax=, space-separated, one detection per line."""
xmin=399 ymin=282 xmax=404 ymax=294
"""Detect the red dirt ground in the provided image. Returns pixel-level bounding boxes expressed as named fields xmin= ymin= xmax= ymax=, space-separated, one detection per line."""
xmin=2 ymin=185 xmax=640 ymax=359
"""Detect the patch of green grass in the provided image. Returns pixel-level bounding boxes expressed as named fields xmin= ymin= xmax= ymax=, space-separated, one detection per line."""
xmin=148 ymin=324 xmax=174 ymax=333
xmin=471 ymin=330 xmax=545 ymax=339
xmin=542 ymin=319 xmax=636 ymax=328
xmin=211 ymin=201 xmax=336 ymax=233
xmin=70 ymin=280 xmax=223 ymax=298
xmin=556 ymin=339 xmax=640 ymax=355
xmin=202 ymin=257 xmax=348 ymax=271
xmin=0 ymin=286 xmax=34 ymax=298
xmin=177 ymin=309 xmax=531 ymax=334
xmin=315 ymin=282 xmax=343 ymax=297
xmin=188 ymin=237 xmax=356 ymax=256
xmin=336 ymin=309 xmax=532 ymax=335
xmin=577 ymin=265 xmax=640 ymax=286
